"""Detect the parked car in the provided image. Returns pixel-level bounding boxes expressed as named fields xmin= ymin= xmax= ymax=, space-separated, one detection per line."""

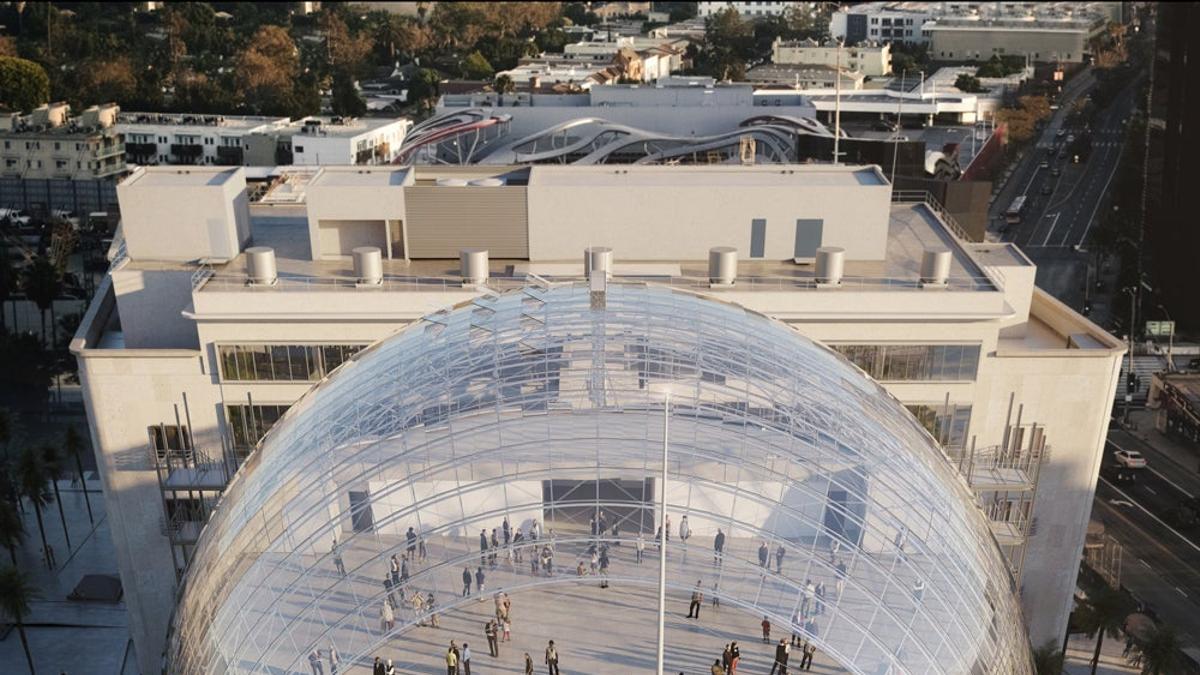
xmin=1112 ymin=449 xmax=1147 ymax=469
xmin=0 ymin=208 xmax=32 ymax=226
xmin=1039 ymin=161 xmax=1050 ymax=169
xmin=1050 ymin=167 xmax=1061 ymax=177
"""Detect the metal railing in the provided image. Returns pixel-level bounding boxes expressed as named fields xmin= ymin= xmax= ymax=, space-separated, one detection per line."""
xmin=197 ymin=270 xmax=997 ymax=294
xmin=891 ymin=190 xmax=974 ymax=242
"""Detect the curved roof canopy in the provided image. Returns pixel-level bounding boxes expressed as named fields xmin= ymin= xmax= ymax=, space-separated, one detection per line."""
xmin=170 ymin=283 xmax=1032 ymax=674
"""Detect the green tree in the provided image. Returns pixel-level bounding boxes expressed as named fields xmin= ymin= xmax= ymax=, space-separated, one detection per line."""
xmin=234 ymin=25 xmax=300 ymax=116
xmin=1032 ymin=640 xmax=1064 ymax=675
xmin=461 ymin=50 xmax=494 ymax=79
xmin=955 ymin=73 xmax=984 ymax=93
xmin=563 ymin=3 xmax=600 ymax=26
xmin=0 ymin=501 xmax=23 ymax=566
xmin=63 ymin=426 xmax=92 ymax=525
xmin=21 ymin=257 xmax=61 ymax=350
xmin=331 ymin=72 xmax=367 ymax=117
xmin=39 ymin=444 xmax=69 ymax=552
xmin=1077 ymin=586 xmax=1133 ymax=675
xmin=977 ymin=55 xmax=1007 ymax=77
xmin=493 ymin=73 xmax=516 ymax=95
xmin=0 ymin=56 xmax=50 ymax=112
xmin=16 ymin=447 xmax=51 ymax=571
xmin=408 ymin=68 xmax=442 ymax=110
xmin=1130 ymin=625 xmax=1183 ymax=675
xmin=0 ymin=566 xmax=38 ymax=674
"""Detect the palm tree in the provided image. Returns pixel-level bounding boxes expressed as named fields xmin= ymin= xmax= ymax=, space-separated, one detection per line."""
xmin=1130 ymin=625 xmax=1183 ymax=675
xmin=21 ymin=256 xmax=61 ymax=349
xmin=39 ymin=444 xmax=70 ymax=552
xmin=63 ymin=427 xmax=92 ymax=525
xmin=0 ymin=565 xmax=39 ymax=674
xmin=0 ymin=501 xmax=23 ymax=566
xmin=1032 ymin=639 xmax=1064 ymax=675
xmin=493 ymin=73 xmax=515 ymax=96
xmin=15 ymin=448 xmax=52 ymax=570
xmin=1077 ymin=586 xmax=1133 ymax=675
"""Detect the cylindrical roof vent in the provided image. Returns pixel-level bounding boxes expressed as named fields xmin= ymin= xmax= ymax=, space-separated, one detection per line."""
xmin=708 ymin=247 xmax=737 ymax=286
xmin=460 ymin=248 xmax=489 ymax=285
xmin=469 ymin=177 xmax=505 ymax=187
xmin=245 ymin=246 xmax=277 ymax=286
xmin=435 ymin=177 xmax=469 ymax=187
xmin=920 ymin=248 xmax=952 ymax=286
xmin=816 ymin=246 xmax=845 ymax=286
xmin=353 ymin=246 xmax=382 ymax=286
xmin=584 ymin=246 xmax=613 ymax=280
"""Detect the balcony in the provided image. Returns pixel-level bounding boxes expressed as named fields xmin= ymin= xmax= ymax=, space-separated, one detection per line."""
xmin=216 ymin=145 xmax=245 ymax=165
xmin=170 ymin=143 xmax=203 ymax=160
xmin=96 ymin=141 xmax=125 ymax=159
xmin=126 ymin=142 xmax=157 ymax=157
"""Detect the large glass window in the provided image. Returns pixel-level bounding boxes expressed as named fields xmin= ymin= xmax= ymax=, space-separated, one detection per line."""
xmin=905 ymin=404 xmax=972 ymax=452
xmin=833 ymin=344 xmax=981 ymax=381
xmin=217 ymin=344 xmax=366 ymax=382
xmin=226 ymin=404 xmax=290 ymax=461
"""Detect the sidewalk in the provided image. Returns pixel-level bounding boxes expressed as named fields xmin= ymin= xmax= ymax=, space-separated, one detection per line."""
xmin=1124 ymin=409 xmax=1200 ymax=491
xmin=1064 ymin=632 xmax=1140 ymax=675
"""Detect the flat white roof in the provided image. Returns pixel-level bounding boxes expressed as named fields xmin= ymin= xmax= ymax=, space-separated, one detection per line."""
xmin=308 ymin=167 xmax=410 ymax=188
xmin=122 ymin=167 xmax=241 ymax=188
xmin=528 ymin=164 xmax=887 ymax=187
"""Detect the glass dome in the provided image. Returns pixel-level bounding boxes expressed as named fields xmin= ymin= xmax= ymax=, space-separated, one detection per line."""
xmin=169 ymin=283 xmax=1032 ymax=674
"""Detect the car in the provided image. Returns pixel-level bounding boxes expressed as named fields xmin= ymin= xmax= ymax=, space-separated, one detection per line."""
xmin=0 ymin=208 xmax=32 ymax=226
xmin=1056 ymin=129 xmax=1067 ymax=138
xmin=1067 ymin=134 xmax=1076 ymax=143
xmin=1050 ymin=167 xmax=1061 ymax=177
xmin=1113 ymin=449 xmax=1147 ymax=469
xmin=1101 ymin=464 xmax=1138 ymax=484
xmin=1039 ymin=161 xmax=1050 ymax=169
xmin=873 ymin=120 xmax=898 ymax=132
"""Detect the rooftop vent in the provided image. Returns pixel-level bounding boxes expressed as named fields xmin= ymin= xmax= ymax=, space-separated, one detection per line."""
xmin=469 ymin=177 xmax=505 ymax=187
xmin=353 ymin=247 xmax=382 ymax=287
xmin=435 ymin=177 xmax=469 ymax=187
xmin=815 ymin=247 xmax=844 ymax=288
xmin=460 ymin=248 xmax=489 ymax=286
xmin=246 ymin=247 xmax=277 ymax=286
xmin=708 ymin=247 xmax=737 ymax=287
xmin=920 ymin=248 xmax=951 ymax=288
xmin=584 ymin=246 xmax=613 ymax=280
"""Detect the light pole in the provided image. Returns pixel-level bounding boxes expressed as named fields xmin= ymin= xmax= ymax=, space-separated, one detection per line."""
xmin=1122 ymin=285 xmax=1138 ymax=424
xmin=1158 ymin=304 xmax=1175 ymax=372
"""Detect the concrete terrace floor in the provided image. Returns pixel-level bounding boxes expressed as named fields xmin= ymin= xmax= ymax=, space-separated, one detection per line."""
xmin=0 ymin=430 xmax=135 ymax=675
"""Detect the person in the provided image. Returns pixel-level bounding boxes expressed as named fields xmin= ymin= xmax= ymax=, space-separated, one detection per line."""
xmin=485 ymin=619 xmax=500 ymax=657
xmin=576 ymin=560 xmax=586 ymax=577
xmin=664 ymin=514 xmax=672 ymax=542
xmin=383 ymin=658 xmax=396 ymax=675
xmin=612 ymin=521 xmax=621 ymax=543
xmin=381 ymin=599 xmax=395 ymax=632
xmin=383 ymin=575 xmax=397 ymax=609
xmin=655 ymin=525 xmax=663 ymax=552
xmin=541 ymin=546 xmax=553 ymax=576
xmin=406 ymin=526 xmax=417 ymax=557
xmin=711 ymin=658 xmax=726 ymax=675
xmin=791 ymin=618 xmax=803 ymax=648
xmin=503 ymin=517 xmax=511 ymax=545
xmin=545 ymin=640 xmax=560 ymax=675
xmin=332 ymin=536 xmax=346 ymax=576
xmin=636 ymin=532 xmax=646 ymax=564
xmin=490 ymin=529 xmax=500 ymax=567
xmin=475 ymin=566 xmax=486 ymax=596
xmin=419 ymin=535 xmax=428 ymax=561
xmin=308 ymin=649 xmax=324 ymax=675
xmin=722 ymin=644 xmax=732 ymax=674
xmin=373 ymin=656 xmax=384 ymax=675
xmin=502 ymin=593 xmax=512 ymax=620
xmin=328 ymin=643 xmax=340 ymax=675
xmin=801 ymin=579 xmax=815 ymax=616
xmin=814 ymin=582 xmax=825 ymax=616
xmin=531 ymin=544 xmax=541 ymax=574
xmin=589 ymin=514 xmax=597 ymax=537
xmin=770 ymin=638 xmax=790 ymax=675
xmin=480 ymin=529 xmax=489 ymax=565
xmin=427 ymin=592 xmax=440 ymax=628
xmin=390 ymin=554 xmax=401 ymax=586
xmin=758 ymin=541 xmax=769 ymax=568
xmin=679 ymin=514 xmax=690 ymax=543
xmin=713 ymin=528 xmax=725 ymax=565
xmin=711 ymin=580 xmax=721 ymax=611
xmin=835 ymin=560 xmax=847 ymax=598
xmin=461 ymin=642 xmax=472 ymax=675
xmin=412 ymin=591 xmax=426 ymax=626
xmin=444 ymin=644 xmax=458 ymax=675
xmin=462 ymin=566 xmax=473 ymax=596
xmin=775 ymin=544 xmax=786 ymax=574
xmin=598 ymin=509 xmax=608 ymax=536
xmin=524 ymin=652 xmax=534 ymax=675
xmin=513 ymin=529 xmax=525 ymax=563
xmin=828 ymin=537 xmax=841 ymax=564
xmin=530 ymin=519 xmax=540 ymax=541
xmin=761 ymin=615 xmax=771 ymax=643
xmin=729 ymin=641 xmax=741 ymax=673
xmin=686 ymin=579 xmax=703 ymax=619
xmin=401 ymin=554 xmax=410 ymax=584
xmin=800 ymin=642 xmax=816 ymax=671
xmin=503 ymin=617 xmax=512 ymax=642
xmin=598 ymin=547 xmax=610 ymax=588
xmin=589 ymin=549 xmax=598 ymax=575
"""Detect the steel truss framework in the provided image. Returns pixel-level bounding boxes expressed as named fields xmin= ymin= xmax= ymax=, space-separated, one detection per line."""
xmin=168 ymin=283 xmax=1033 ymax=674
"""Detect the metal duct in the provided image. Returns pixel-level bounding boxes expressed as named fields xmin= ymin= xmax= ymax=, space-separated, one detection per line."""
xmin=708 ymin=247 xmax=737 ymax=285
xmin=920 ymin=248 xmax=952 ymax=286
xmin=584 ymin=246 xmax=613 ymax=280
xmin=353 ymin=247 xmax=382 ymax=286
xmin=816 ymin=247 xmax=845 ymax=286
xmin=460 ymin=248 xmax=489 ymax=285
xmin=245 ymin=247 xmax=277 ymax=286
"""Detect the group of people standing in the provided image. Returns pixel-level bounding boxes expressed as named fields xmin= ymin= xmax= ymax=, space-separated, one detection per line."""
xmin=442 ymin=638 xmax=559 ymax=675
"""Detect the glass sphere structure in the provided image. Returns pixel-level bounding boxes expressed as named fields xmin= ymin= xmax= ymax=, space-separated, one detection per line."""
xmin=169 ymin=283 xmax=1032 ymax=674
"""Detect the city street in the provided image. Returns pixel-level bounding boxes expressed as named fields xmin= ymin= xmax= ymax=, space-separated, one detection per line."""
xmin=1089 ymin=429 xmax=1200 ymax=654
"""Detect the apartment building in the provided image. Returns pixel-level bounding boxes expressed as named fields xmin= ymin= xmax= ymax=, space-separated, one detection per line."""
xmin=0 ymin=102 xmax=125 ymax=213
xmin=772 ymin=38 xmax=892 ymax=78
xmin=74 ymin=162 xmax=1121 ymax=672
xmin=698 ymin=1 xmax=817 ymax=19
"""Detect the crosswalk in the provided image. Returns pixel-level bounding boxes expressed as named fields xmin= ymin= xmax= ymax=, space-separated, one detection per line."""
xmin=1116 ymin=355 xmax=1167 ymax=404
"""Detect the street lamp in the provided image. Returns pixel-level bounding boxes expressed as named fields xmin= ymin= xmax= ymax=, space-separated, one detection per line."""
xmin=1158 ymin=304 xmax=1175 ymax=372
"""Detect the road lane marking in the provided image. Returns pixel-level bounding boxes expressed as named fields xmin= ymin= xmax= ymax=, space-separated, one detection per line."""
xmin=1177 ymin=587 xmax=1188 ymax=598
xmin=1107 ymin=438 xmax=1197 ymax=498
xmin=1077 ymin=144 xmax=1126 ymax=247
xmin=1041 ymin=212 xmax=1062 ymax=246
xmin=1145 ymin=487 xmax=1157 ymax=495
xmin=1022 ymin=164 xmax=1043 ymax=196
xmin=1100 ymin=477 xmax=1200 ymax=555
xmin=1139 ymin=558 xmax=1151 ymax=568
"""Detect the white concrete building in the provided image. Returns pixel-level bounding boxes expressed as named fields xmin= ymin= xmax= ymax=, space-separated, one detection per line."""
xmin=772 ymin=38 xmax=893 ymax=77
xmin=275 ymin=116 xmax=411 ymax=166
xmin=698 ymin=1 xmax=817 ymax=19
xmin=75 ymin=162 xmax=1121 ymax=673
xmin=118 ymin=112 xmax=292 ymax=166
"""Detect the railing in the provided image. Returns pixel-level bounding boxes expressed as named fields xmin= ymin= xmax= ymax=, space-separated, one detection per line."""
xmin=107 ymin=235 xmax=128 ymax=271
xmin=191 ymin=261 xmax=214 ymax=290
xmin=196 ymin=270 xmax=998 ymax=294
xmin=891 ymin=190 xmax=974 ymax=242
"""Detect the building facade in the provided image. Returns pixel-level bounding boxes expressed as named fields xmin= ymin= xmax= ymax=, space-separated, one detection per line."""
xmin=74 ymin=163 xmax=1122 ymax=672
xmin=772 ymin=38 xmax=892 ymax=77
xmin=698 ymin=1 xmax=815 ymax=19
xmin=0 ymin=102 xmax=126 ymax=213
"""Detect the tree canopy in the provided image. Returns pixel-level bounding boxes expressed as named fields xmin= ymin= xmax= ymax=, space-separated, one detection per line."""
xmin=0 ymin=57 xmax=49 ymax=112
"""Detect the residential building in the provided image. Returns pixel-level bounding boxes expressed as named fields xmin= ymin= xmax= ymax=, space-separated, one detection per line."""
xmin=0 ymin=102 xmax=125 ymax=213
xmin=75 ymin=162 xmax=1121 ymax=673
xmin=747 ymin=64 xmax=867 ymax=90
xmin=563 ymin=35 xmax=691 ymax=77
xmin=927 ymin=17 xmax=1100 ymax=64
xmin=698 ymin=1 xmax=816 ymax=19
xmin=831 ymin=2 xmax=934 ymax=46
xmin=772 ymin=38 xmax=892 ymax=78
xmin=588 ymin=1 xmax=651 ymax=20
xmin=265 ymin=117 xmax=411 ymax=166
xmin=118 ymin=112 xmax=292 ymax=167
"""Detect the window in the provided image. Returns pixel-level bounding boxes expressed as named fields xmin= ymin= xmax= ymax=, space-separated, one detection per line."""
xmin=749 ymin=218 xmax=766 ymax=258
xmin=905 ymin=404 xmax=972 ymax=451
xmin=148 ymin=424 xmax=191 ymax=462
xmin=833 ymin=344 xmax=981 ymax=381
xmin=295 ymin=145 xmax=304 ymax=153
xmin=870 ymin=17 xmax=878 ymax=25
xmin=217 ymin=343 xmax=366 ymax=382
xmin=226 ymin=404 xmax=290 ymax=459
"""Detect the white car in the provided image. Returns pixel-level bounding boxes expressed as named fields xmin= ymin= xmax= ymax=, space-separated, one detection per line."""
xmin=0 ymin=208 xmax=32 ymax=226
xmin=1113 ymin=449 xmax=1147 ymax=469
